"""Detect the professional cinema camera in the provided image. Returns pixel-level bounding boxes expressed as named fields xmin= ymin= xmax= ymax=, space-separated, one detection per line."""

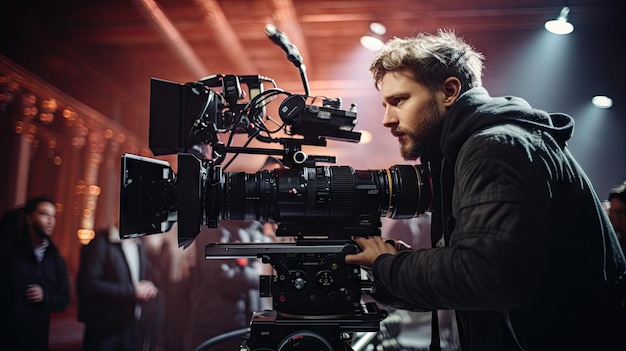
xmin=119 ymin=25 xmax=432 ymax=351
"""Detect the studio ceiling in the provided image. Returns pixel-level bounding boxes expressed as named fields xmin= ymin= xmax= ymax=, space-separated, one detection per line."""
xmin=1 ymin=0 xmax=623 ymax=171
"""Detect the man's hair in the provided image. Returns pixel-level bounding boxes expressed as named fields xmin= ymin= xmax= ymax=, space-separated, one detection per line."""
xmin=608 ymin=181 xmax=626 ymax=204
xmin=23 ymin=196 xmax=55 ymax=215
xmin=370 ymin=29 xmax=485 ymax=94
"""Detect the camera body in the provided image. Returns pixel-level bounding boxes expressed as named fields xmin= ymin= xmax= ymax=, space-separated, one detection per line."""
xmin=120 ymin=66 xmax=432 ymax=350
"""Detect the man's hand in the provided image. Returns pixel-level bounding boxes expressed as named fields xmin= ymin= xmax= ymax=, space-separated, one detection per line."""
xmin=25 ymin=284 xmax=44 ymax=303
xmin=345 ymin=236 xmax=398 ymax=267
xmin=134 ymin=280 xmax=158 ymax=302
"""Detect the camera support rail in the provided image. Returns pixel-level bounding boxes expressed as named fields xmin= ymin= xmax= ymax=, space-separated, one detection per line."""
xmin=214 ymin=136 xmax=336 ymax=168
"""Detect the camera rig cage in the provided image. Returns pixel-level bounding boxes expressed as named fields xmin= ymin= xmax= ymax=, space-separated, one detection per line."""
xmin=119 ymin=24 xmax=432 ymax=351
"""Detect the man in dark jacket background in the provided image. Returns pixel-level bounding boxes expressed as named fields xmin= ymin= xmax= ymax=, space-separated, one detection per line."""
xmin=76 ymin=224 xmax=160 ymax=351
xmin=345 ymin=30 xmax=626 ymax=350
xmin=0 ymin=196 xmax=70 ymax=351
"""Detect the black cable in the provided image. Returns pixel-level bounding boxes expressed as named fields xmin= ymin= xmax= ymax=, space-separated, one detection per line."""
xmin=192 ymin=327 xmax=250 ymax=351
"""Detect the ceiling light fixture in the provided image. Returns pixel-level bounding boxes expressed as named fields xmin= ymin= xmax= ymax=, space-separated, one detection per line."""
xmin=360 ymin=36 xmax=384 ymax=51
xmin=361 ymin=22 xmax=387 ymax=51
xmin=369 ymin=22 xmax=387 ymax=36
xmin=591 ymin=95 xmax=613 ymax=109
xmin=545 ymin=7 xmax=574 ymax=35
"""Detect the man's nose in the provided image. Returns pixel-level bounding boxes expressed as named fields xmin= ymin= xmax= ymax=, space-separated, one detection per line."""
xmin=382 ymin=108 xmax=397 ymax=127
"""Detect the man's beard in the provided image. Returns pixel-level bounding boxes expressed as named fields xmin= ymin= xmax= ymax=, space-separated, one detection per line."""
xmin=399 ymin=96 xmax=442 ymax=161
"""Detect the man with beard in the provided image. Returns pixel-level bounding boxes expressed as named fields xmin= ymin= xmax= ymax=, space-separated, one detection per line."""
xmin=345 ymin=30 xmax=626 ymax=350
xmin=0 ymin=196 xmax=70 ymax=350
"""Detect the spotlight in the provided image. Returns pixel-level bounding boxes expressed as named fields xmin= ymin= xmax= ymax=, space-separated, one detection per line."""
xmin=592 ymin=95 xmax=613 ymax=109
xmin=369 ymin=22 xmax=387 ymax=36
xmin=361 ymin=22 xmax=386 ymax=51
xmin=360 ymin=35 xmax=384 ymax=51
xmin=545 ymin=7 xmax=574 ymax=35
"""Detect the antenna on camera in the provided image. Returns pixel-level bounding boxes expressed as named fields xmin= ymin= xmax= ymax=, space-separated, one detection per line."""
xmin=265 ymin=24 xmax=310 ymax=96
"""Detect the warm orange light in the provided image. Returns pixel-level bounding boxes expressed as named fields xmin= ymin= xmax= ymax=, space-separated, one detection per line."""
xmin=88 ymin=184 xmax=101 ymax=196
xmin=14 ymin=121 xmax=24 ymax=134
xmin=39 ymin=112 xmax=54 ymax=123
xmin=77 ymin=229 xmax=95 ymax=244
xmin=42 ymin=98 xmax=58 ymax=111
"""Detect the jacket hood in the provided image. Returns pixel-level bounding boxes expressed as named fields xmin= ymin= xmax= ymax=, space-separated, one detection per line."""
xmin=439 ymin=87 xmax=574 ymax=164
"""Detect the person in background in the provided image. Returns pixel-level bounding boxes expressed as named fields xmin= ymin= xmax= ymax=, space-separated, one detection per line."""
xmin=76 ymin=221 xmax=160 ymax=351
xmin=608 ymin=181 xmax=626 ymax=253
xmin=188 ymin=220 xmax=272 ymax=351
xmin=345 ymin=30 xmax=626 ymax=350
xmin=0 ymin=196 xmax=70 ymax=350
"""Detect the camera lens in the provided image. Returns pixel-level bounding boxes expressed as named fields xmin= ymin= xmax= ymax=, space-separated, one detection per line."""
xmin=218 ymin=165 xmax=431 ymax=237
xmin=375 ymin=165 xmax=432 ymax=219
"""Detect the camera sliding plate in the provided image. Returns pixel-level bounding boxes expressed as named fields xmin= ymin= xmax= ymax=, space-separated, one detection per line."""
xmin=205 ymin=242 xmax=351 ymax=258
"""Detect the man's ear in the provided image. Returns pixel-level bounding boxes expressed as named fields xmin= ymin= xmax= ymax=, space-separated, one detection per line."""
xmin=441 ymin=77 xmax=462 ymax=107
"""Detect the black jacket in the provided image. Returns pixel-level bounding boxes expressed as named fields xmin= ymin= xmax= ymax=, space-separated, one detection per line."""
xmin=372 ymin=87 xmax=626 ymax=350
xmin=0 ymin=228 xmax=70 ymax=351
xmin=76 ymin=231 xmax=150 ymax=331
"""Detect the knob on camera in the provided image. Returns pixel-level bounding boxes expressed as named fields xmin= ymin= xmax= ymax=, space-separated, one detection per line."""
xmin=279 ymin=94 xmax=306 ymax=124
